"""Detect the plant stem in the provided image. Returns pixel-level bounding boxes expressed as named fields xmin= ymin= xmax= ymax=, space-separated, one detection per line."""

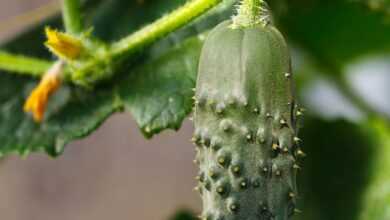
xmin=243 ymin=0 xmax=264 ymax=21
xmin=232 ymin=0 xmax=267 ymax=28
xmin=62 ymin=0 xmax=83 ymax=34
xmin=0 ymin=51 xmax=52 ymax=77
xmin=110 ymin=0 xmax=222 ymax=58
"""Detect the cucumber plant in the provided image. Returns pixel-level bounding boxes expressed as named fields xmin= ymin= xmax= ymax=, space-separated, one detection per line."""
xmin=0 ymin=0 xmax=390 ymax=220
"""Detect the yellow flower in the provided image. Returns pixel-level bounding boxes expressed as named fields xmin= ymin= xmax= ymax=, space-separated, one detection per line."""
xmin=45 ymin=27 xmax=82 ymax=60
xmin=24 ymin=61 xmax=63 ymax=122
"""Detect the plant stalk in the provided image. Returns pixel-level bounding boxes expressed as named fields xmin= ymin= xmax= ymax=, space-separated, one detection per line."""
xmin=232 ymin=0 xmax=268 ymax=28
xmin=110 ymin=0 xmax=222 ymax=58
xmin=0 ymin=51 xmax=52 ymax=77
xmin=62 ymin=0 xmax=83 ymax=34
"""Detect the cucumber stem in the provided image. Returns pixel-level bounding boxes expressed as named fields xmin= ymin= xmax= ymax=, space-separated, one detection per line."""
xmin=62 ymin=0 xmax=83 ymax=34
xmin=232 ymin=0 xmax=269 ymax=28
xmin=110 ymin=0 xmax=222 ymax=58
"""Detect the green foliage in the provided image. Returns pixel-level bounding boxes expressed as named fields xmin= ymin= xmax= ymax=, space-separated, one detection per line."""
xmin=358 ymin=119 xmax=390 ymax=220
xmin=119 ymin=36 xmax=202 ymax=137
xmin=0 ymin=0 xmax=235 ymax=156
xmin=0 ymin=73 xmax=119 ymax=156
xmin=292 ymin=117 xmax=390 ymax=220
xmin=275 ymin=0 xmax=390 ymax=69
xmin=295 ymin=117 xmax=375 ymax=220
xmin=2 ymin=0 xmax=388 ymax=157
xmin=361 ymin=0 xmax=390 ymax=12
xmin=67 ymin=0 xmax=224 ymax=88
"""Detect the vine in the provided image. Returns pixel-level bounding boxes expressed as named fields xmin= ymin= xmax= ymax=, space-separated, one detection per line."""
xmin=0 ymin=0 xmax=223 ymax=121
xmin=62 ymin=0 xmax=83 ymax=35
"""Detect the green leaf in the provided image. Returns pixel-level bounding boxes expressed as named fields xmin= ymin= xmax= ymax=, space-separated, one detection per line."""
xmin=293 ymin=116 xmax=390 ymax=220
xmin=118 ymin=36 xmax=203 ymax=138
xmin=273 ymin=0 xmax=390 ymax=122
xmin=358 ymin=118 xmax=390 ymax=220
xmin=0 ymin=0 xmax=234 ymax=157
xmin=0 ymin=73 xmax=120 ymax=156
xmin=276 ymin=0 xmax=390 ymax=69
xmin=361 ymin=0 xmax=390 ymax=12
xmin=294 ymin=117 xmax=376 ymax=220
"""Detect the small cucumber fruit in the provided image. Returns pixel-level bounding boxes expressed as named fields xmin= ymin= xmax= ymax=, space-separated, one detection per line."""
xmin=193 ymin=20 xmax=301 ymax=220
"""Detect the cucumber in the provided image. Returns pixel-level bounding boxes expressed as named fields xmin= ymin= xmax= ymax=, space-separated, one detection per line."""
xmin=193 ymin=20 xmax=301 ymax=220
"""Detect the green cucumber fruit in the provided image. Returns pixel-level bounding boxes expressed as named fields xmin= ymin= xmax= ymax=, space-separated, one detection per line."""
xmin=193 ymin=20 xmax=301 ymax=220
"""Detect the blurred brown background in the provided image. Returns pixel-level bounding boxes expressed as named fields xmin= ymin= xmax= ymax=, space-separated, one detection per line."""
xmin=0 ymin=1 xmax=200 ymax=219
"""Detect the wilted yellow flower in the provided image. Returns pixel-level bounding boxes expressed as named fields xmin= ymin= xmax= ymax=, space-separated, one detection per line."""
xmin=45 ymin=27 xmax=82 ymax=60
xmin=24 ymin=61 xmax=63 ymax=122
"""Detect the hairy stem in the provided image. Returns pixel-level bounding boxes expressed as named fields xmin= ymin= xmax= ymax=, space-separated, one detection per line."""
xmin=0 ymin=51 xmax=52 ymax=77
xmin=62 ymin=0 xmax=83 ymax=34
xmin=232 ymin=0 xmax=268 ymax=28
xmin=111 ymin=0 xmax=222 ymax=58
xmin=0 ymin=0 xmax=223 ymax=87
xmin=242 ymin=0 xmax=264 ymax=21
